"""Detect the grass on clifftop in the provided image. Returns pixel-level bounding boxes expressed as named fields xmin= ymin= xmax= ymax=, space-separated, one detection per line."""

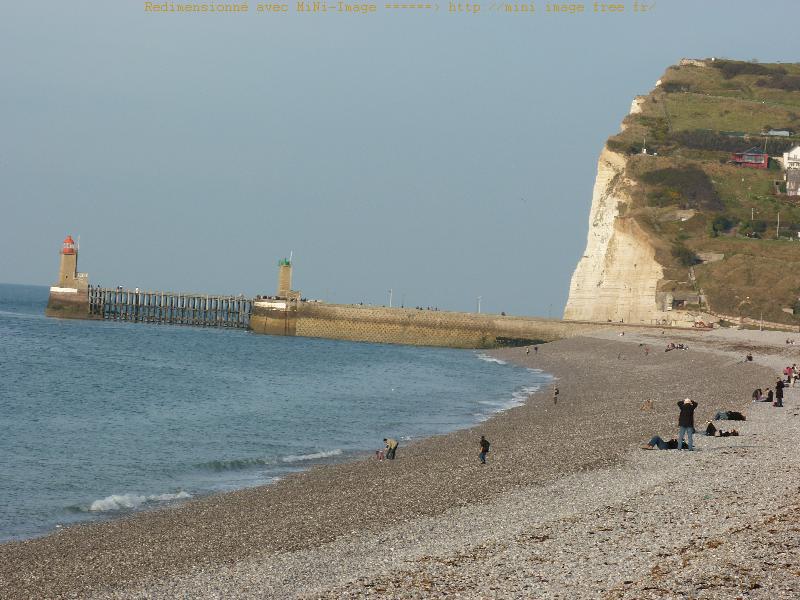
xmin=607 ymin=58 xmax=800 ymax=324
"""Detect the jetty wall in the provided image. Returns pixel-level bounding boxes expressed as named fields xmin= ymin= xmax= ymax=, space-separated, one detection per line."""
xmin=45 ymin=287 xmax=95 ymax=319
xmin=250 ymin=301 xmax=650 ymax=348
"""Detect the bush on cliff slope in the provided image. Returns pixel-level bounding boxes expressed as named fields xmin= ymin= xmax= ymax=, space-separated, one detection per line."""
xmin=670 ymin=129 xmax=799 ymax=155
xmin=640 ymin=166 xmax=723 ymax=211
xmin=712 ymin=60 xmax=783 ymax=80
xmin=671 ymin=242 xmax=701 ymax=267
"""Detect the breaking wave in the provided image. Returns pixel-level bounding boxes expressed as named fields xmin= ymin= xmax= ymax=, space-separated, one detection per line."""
xmin=82 ymin=491 xmax=192 ymax=513
xmin=198 ymin=457 xmax=275 ymax=472
xmin=475 ymin=353 xmax=507 ymax=365
xmin=477 ymin=384 xmax=542 ymax=415
xmin=281 ymin=449 xmax=343 ymax=463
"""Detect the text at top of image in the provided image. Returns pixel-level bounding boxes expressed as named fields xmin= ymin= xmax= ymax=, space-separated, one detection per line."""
xmin=143 ymin=1 xmax=657 ymax=14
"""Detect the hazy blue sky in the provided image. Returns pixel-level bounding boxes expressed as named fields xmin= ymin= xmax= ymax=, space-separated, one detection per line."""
xmin=2 ymin=1 xmax=798 ymax=315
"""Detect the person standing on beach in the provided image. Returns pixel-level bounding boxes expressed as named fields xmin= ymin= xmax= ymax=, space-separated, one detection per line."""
xmin=775 ymin=379 xmax=784 ymax=407
xmin=526 ymin=347 xmax=530 ymax=356
xmin=479 ymin=435 xmax=490 ymax=464
xmin=677 ymin=398 xmax=698 ymax=451
xmin=553 ymin=386 xmax=559 ymax=405
xmin=383 ymin=438 xmax=398 ymax=460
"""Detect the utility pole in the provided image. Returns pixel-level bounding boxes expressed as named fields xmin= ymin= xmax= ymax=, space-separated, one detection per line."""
xmin=477 ymin=296 xmax=482 ymax=314
xmin=777 ymin=212 xmax=781 ymax=239
xmin=388 ymin=289 xmax=393 ymax=308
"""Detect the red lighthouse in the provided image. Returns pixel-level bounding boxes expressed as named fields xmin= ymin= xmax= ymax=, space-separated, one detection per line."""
xmin=62 ymin=235 xmax=76 ymax=255
xmin=46 ymin=234 xmax=91 ymax=318
xmin=56 ymin=234 xmax=81 ymax=287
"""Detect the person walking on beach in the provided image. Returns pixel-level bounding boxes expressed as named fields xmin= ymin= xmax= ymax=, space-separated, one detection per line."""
xmin=479 ymin=435 xmax=490 ymax=464
xmin=677 ymin=398 xmax=698 ymax=451
xmin=553 ymin=386 xmax=559 ymax=405
xmin=526 ymin=347 xmax=530 ymax=356
xmin=383 ymin=438 xmax=398 ymax=460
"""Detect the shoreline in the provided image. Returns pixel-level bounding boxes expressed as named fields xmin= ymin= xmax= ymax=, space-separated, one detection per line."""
xmin=0 ymin=333 xmax=792 ymax=598
xmin=0 ymin=347 xmax=549 ymax=546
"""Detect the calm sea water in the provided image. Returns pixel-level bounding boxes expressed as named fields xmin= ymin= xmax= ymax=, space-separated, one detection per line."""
xmin=0 ymin=283 xmax=549 ymax=542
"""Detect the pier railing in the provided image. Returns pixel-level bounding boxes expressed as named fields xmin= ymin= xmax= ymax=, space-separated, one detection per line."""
xmin=88 ymin=287 xmax=252 ymax=328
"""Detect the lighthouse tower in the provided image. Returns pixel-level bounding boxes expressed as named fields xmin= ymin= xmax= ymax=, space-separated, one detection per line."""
xmin=56 ymin=235 xmax=81 ymax=288
xmin=45 ymin=234 xmax=92 ymax=318
xmin=277 ymin=258 xmax=292 ymax=298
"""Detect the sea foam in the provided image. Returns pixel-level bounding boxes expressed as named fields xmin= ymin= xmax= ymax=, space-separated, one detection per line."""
xmin=87 ymin=491 xmax=191 ymax=513
xmin=475 ymin=353 xmax=507 ymax=365
xmin=476 ymin=384 xmax=542 ymax=417
xmin=281 ymin=449 xmax=343 ymax=463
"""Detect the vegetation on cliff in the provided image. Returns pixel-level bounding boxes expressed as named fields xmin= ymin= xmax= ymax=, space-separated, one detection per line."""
xmin=606 ymin=58 xmax=800 ymax=325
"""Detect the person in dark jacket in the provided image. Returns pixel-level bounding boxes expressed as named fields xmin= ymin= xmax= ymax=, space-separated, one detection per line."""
xmin=642 ymin=435 xmax=687 ymax=450
xmin=479 ymin=435 xmax=490 ymax=464
xmin=383 ymin=438 xmax=399 ymax=460
xmin=775 ymin=379 xmax=784 ymax=407
xmin=677 ymin=398 xmax=698 ymax=451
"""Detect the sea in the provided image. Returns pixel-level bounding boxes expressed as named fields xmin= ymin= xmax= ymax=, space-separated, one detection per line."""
xmin=0 ymin=283 xmax=550 ymax=542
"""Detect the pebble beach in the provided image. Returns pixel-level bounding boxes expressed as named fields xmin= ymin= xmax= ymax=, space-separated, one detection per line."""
xmin=2 ymin=331 xmax=800 ymax=599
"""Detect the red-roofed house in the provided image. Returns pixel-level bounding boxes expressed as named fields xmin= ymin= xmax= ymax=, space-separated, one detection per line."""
xmin=732 ymin=146 xmax=769 ymax=169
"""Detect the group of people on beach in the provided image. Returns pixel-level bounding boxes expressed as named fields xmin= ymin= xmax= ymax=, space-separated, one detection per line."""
xmin=644 ymin=354 xmax=798 ymax=451
xmin=664 ymin=342 xmax=688 ymax=352
xmin=749 ymin=364 xmax=799 ymax=408
xmin=643 ymin=396 xmax=754 ymax=451
xmin=643 ymin=397 xmax=734 ymax=451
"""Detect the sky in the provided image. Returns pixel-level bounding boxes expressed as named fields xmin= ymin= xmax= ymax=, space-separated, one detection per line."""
xmin=1 ymin=0 xmax=798 ymax=316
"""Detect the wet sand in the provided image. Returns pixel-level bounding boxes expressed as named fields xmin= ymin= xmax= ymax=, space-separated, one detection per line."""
xmin=1 ymin=333 xmax=798 ymax=598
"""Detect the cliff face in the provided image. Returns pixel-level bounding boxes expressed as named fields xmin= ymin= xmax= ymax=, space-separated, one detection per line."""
xmin=563 ymin=147 xmax=671 ymax=324
xmin=564 ymin=58 xmax=800 ymax=328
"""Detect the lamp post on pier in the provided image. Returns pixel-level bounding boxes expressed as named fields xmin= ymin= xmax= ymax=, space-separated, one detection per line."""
xmin=477 ymin=296 xmax=482 ymax=314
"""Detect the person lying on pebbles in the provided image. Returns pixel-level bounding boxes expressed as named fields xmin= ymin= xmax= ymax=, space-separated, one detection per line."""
xmin=705 ymin=421 xmax=740 ymax=437
xmin=641 ymin=435 xmax=688 ymax=450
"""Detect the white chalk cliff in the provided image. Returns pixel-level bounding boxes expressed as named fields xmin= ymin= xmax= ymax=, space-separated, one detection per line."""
xmin=564 ymin=142 xmax=681 ymax=325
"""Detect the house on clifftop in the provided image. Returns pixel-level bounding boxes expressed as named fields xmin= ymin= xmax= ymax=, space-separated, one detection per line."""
xmin=732 ymin=146 xmax=769 ymax=169
xmin=783 ymin=145 xmax=800 ymax=196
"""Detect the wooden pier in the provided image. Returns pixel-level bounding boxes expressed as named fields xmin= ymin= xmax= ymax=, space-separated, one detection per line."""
xmin=88 ymin=287 xmax=252 ymax=328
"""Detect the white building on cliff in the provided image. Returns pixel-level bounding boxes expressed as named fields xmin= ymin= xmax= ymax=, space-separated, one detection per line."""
xmin=783 ymin=145 xmax=800 ymax=196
